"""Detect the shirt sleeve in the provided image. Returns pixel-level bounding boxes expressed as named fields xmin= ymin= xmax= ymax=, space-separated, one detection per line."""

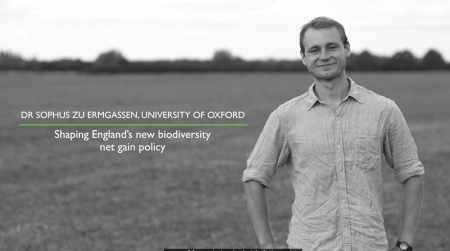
xmin=383 ymin=100 xmax=424 ymax=183
xmin=242 ymin=109 xmax=290 ymax=188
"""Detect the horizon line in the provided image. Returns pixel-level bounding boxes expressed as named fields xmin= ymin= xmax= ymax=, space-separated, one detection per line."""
xmin=1 ymin=48 xmax=447 ymax=63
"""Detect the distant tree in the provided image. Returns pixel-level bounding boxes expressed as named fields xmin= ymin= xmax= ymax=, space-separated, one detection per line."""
xmin=420 ymin=49 xmax=447 ymax=70
xmin=94 ymin=50 xmax=128 ymax=67
xmin=383 ymin=50 xmax=419 ymax=71
xmin=345 ymin=53 xmax=358 ymax=70
xmin=0 ymin=51 xmax=26 ymax=69
xmin=37 ymin=59 xmax=89 ymax=71
xmin=212 ymin=49 xmax=240 ymax=64
xmin=352 ymin=50 xmax=382 ymax=71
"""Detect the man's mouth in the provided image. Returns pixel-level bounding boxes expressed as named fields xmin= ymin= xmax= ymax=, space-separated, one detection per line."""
xmin=317 ymin=62 xmax=336 ymax=67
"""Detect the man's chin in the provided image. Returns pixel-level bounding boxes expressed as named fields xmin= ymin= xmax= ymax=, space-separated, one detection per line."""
xmin=311 ymin=71 xmax=339 ymax=80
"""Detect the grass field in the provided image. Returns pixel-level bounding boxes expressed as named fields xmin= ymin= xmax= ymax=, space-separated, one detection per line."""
xmin=1 ymin=72 xmax=449 ymax=250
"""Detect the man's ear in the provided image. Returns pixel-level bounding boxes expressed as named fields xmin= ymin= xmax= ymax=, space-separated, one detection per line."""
xmin=345 ymin=43 xmax=351 ymax=57
xmin=300 ymin=51 xmax=306 ymax=65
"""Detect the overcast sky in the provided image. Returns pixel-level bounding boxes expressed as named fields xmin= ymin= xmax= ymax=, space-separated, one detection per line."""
xmin=1 ymin=0 xmax=449 ymax=61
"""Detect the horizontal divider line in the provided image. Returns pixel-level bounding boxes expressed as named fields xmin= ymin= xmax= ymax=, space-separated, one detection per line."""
xmin=20 ymin=124 xmax=247 ymax=127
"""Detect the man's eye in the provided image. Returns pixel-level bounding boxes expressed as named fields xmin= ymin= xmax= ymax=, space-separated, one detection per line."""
xmin=310 ymin=49 xmax=318 ymax=53
xmin=329 ymin=46 xmax=337 ymax=50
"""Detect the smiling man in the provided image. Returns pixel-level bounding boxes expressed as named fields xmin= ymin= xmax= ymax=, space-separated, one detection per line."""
xmin=243 ymin=17 xmax=424 ymax=251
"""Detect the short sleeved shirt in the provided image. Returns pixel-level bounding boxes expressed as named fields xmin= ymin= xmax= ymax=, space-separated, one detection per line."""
xmin=242 ymin=78 xmax=424 ymax=251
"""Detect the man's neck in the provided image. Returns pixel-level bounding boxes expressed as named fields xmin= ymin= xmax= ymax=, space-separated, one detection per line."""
xmin=313 ymin=72 xmax=350 ymax=110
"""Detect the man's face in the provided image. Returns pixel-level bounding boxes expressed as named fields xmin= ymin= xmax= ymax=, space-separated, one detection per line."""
xmin=301 ymin=27 xmax=350 ymax=81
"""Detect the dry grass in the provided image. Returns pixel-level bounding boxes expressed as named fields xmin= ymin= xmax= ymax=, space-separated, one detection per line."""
xmin=0 ymin=72 xmax=449 ymax=250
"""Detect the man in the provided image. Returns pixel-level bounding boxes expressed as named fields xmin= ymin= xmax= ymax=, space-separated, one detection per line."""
xmin=242 ymin=16 xmax=424 ymax=251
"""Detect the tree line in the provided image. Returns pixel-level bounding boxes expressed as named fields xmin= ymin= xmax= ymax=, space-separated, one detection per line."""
xmin=0 ymin=49 xmax=448 ymax=73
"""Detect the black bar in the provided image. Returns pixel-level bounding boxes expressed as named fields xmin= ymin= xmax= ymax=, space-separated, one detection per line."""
xmin=164 ymin=249 xmax=301 ymax=251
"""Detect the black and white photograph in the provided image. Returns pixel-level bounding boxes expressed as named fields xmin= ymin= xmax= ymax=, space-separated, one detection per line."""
xmin=1 ymin=0 xmax=449 ymax=250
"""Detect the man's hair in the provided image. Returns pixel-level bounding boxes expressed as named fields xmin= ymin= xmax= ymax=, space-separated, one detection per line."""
xmin=299 ymin=16 xmax=349 ymax=55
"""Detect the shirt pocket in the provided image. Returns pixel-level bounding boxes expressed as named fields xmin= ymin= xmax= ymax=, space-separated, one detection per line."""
xmin=353 ymin=136 xmax=381 ymax=172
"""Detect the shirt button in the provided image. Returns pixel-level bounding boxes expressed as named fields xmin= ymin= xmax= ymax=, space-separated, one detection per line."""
xmin=337 ymin=145 xmax=341 ymax=148
xmin=336 ymin=117 xmax=339 ymax=120
xmin=342 ymin=200 xmax=345 ymax=203
xmin=340 ymin=172 xmax=344 ymax=176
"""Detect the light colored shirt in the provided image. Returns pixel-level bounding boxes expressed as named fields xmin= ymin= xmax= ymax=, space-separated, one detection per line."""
xmin=242 ymin=78 xmax=424 ymax=251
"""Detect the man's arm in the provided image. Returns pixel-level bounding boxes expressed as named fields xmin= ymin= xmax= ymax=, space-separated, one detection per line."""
xmin=384 ymin=100 xmax=425 ymax=250
xmin=244 ymin=180 xmax=288 ymax=249
xmin=388 ymin=175 xmax=424 ymax=250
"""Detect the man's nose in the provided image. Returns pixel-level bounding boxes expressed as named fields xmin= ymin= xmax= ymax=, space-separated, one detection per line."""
xmin=320 ymin=48 xmax=330 ymax=60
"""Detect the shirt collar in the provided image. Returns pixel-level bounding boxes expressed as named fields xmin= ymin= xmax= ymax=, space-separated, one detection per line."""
xmin=346 ymin=78 xmax=363 ymax=104
xmin=306 ymin=77 xmax=363 ymax=111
